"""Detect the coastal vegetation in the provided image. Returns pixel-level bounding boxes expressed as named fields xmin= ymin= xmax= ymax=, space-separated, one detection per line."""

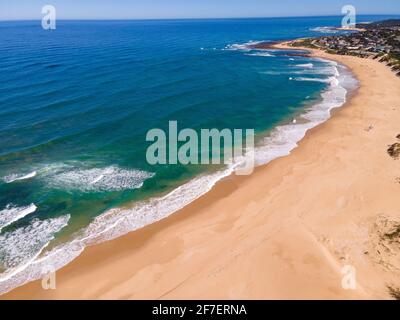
xmin=388 ymin=286 xmax=400 ymax=300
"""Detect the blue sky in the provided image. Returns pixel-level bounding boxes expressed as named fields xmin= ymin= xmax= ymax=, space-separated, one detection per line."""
xmin=1 ymin=0 xmax=399 ymax=20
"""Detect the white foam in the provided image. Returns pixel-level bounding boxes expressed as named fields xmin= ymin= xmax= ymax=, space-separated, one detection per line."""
xmin=254 ymin=122 xmax=312 ymax=165
xmin=0 ymin=204 xmax=37 ymax=232
xmin=310 ymin=26 xmax=339 ymax=34
xmin=254 ymin=62 xmax=357 ymax=166
xmin=263 ymin=65 xmax=338 ymax=76
xmin=0 ymin=170 xmax=235 ymax=295
xmin=0 ymin=215 xmax=70 ymax=287
xmin=295 ymin=63 xmax=314 ymax=68
xmin=292 ymin=67 xmax=338 ymax=75
xmin=90 ymin=174 xmax=104 ymax=185
xmin=46 ymin=165 xmax=154 ymax=192
xmin=224 ymin=40 xmax=264 ymax=51
xmin=291 ymin=77 xmax=332 ymax=83
xmin=246 ymin=52 xmax=275 ymax=57
xmin=3 ymin=171 xmax=37 ymax=184
xmin=262 ymin=71 xmax=284 ymax=75
xmin=83 ymin=174 xmax=229 ymax=243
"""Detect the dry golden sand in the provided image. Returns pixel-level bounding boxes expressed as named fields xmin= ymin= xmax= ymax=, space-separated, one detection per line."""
xmin=3 ymin=45 xmax=400 ymax=300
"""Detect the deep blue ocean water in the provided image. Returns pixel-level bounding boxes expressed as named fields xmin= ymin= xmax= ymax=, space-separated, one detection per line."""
xmin=0 ymin=15 xmax=398 ymax=293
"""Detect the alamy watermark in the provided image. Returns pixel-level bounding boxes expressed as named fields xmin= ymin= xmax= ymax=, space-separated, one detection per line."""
xmin=41 ymin=265 xmax=56 ymax=290
xmin=146 ymin=121 xmax=255 ymax=175
xmin=341 ymin=5 xmax=356 ymax=29
xmin=41 ymin=5 xmax=56 ymax=30
xmin=341 ymin=265 xmax=356 ymax=290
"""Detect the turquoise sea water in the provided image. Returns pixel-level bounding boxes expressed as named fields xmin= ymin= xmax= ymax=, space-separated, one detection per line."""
xmin=0 ymin=15 xmax=397 ymax=293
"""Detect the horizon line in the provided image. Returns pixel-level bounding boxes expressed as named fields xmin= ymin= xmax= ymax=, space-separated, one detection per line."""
xmin=1 ymin=13 xmax=399 ymax=22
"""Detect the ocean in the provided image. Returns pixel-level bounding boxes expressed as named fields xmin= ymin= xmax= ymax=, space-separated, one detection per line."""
xmin=0 ymin=15 xmax=396 ymax=293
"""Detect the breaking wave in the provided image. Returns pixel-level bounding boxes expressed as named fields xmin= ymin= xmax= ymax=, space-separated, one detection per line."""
xmin=245 ymin=52 xmax=275 ymax=57
xmin=255 ymin=61 xmax=357 ymax=166
xmin=3 ymin=171 xmax=37 ymax=184
xmin=310 ymin=26 xmax=339 ymax=34
xmin=46 ymin=165 xmax=155 ymax=193
xmin=0 ymin=215 xmax=70 ymax=289
xmin=0 ymin=204 xmax=37 ymax=232
xmin=224 ymin=40 xmax=264 ymax=51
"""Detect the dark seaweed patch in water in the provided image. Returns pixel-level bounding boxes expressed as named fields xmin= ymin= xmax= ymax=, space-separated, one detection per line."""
xmin=45 ymin=64 xmax=62 ymax=69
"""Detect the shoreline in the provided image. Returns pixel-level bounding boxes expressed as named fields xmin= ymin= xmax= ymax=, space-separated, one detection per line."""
xmin=3 ymin=42 xmax=400 ymax=299
xmin=0 ymin=42 xmax=354 ymax=296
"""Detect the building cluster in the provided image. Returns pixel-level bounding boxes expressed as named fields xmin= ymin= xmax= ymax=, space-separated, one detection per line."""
xmin=294 ymin=20 xmax=400 ymax=76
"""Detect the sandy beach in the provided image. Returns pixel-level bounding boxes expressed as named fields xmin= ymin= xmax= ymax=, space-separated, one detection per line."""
xmin=3 ymin=44 xmax=400 ymax=300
